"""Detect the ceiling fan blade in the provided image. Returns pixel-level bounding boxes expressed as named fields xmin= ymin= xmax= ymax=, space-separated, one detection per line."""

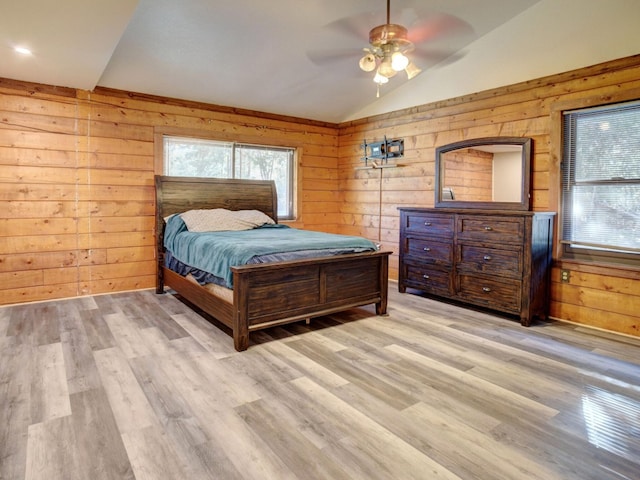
xmin=411 ymin=47 xmax=467 ymax=65
xmin=407 ymin=12 xmax=473 ymax=45
xmin=308 ymin=8 xmax=383 ymax=68
xmin=307 ymin=47 xmax=364 ymax=66
xmin=322 ymin=9 xmax=385 ymax=43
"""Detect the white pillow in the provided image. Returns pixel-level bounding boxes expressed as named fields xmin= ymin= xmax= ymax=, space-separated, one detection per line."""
xmin=180 ymin=208 xmax=275 ymax=232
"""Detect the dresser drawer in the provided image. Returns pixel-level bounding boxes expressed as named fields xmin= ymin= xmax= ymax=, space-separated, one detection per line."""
xmin=403 ymin=263 xmax=453 ymax=296
xmin=458 ymin=275 xmax=521 ymax=313
xmin=405 ymin=237 xmax=453 ymax=265
xmin=457 ymin=216 xmax=524 ymax=243
xmin=403 ymin=212 xmax=454 ymax=237
xmin=457 ymin=244 xmax=523 ymax=277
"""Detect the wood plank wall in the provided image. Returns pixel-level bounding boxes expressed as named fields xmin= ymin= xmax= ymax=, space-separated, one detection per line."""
xmin=1 ymin=54 xmax=639 ymax=337
xmin=337 ymin=55 xmax=640 ymax=337
xmin=0 ymin=82 xmax=340 ymax=305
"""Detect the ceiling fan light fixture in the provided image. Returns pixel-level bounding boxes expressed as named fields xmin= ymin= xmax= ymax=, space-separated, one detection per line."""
xmin=359 ymin=53 xmax=377 ymax=72
xmin=391 ymin=52 xmax=409 ymax=71
xmin=373 ymin=70 xmax=389 ymax=85
xmin=358 ymin=0 xmax=423 ymax=95
xmin=377 ymin=59 xmax=397 ymax=78
xmin=404 ymin=61 xmax=422 ymax=80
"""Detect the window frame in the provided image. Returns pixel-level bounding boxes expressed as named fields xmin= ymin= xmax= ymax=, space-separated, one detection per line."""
xmin=154 ymin=128 xmax=300 ymax=221
xmin=553 ymin=93 xmax=640 ymax=267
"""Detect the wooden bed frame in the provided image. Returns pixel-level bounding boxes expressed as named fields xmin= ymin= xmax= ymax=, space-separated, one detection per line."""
xmin=155 ymin=175 xmax=390 ymax=351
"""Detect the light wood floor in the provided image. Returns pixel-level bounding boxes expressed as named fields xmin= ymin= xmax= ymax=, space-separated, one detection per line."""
xmin=1 ymin=285 xmax=639 ymax=480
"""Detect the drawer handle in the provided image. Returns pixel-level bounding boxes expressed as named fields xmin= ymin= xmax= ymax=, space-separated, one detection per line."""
xmin=483 ymin=255 xmax=492 ymax=261
xmin=424 ymin=221 xmax=432 ymax=226
xmin=482 ymin=287 xmax=492 ymax=293
xmin=423 ymin=247 xmax=431 ymax=252
xmin=423 ymin=274 xmax=430 ymax=280
xmin=484 ymin=226 xmax=493 ymax=231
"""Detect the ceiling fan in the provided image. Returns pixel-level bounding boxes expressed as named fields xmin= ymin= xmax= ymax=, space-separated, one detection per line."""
xmin=309 ymin=0 xmax=472 ymax=97
xmin=358 ymin=0 xmax=423 ymax=95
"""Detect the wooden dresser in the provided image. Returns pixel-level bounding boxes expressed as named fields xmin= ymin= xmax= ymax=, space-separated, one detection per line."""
xmin=398 ymin=208 xmax=555 ymax=326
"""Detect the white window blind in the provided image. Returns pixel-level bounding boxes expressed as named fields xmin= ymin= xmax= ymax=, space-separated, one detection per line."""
xmin=561 ymin=100 xmax=640 ymax=259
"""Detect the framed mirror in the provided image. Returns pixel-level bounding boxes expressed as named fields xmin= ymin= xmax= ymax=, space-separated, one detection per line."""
xmin=435 ymin=136 xmax=532 ymax=211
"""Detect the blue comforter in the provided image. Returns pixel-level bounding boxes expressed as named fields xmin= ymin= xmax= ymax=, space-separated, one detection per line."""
xmin=164 ymin=215 xmax=377 ymax=288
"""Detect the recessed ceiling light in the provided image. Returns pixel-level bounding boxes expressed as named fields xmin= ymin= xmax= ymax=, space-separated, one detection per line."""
xmin=14 ymin=46 xmax=32 ymax=55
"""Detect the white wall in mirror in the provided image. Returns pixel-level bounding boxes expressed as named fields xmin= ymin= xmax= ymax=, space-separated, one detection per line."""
xmin=493 ymin=151 xmax=522 ymax=202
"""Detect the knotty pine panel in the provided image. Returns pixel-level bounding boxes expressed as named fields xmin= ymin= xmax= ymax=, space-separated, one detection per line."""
xmin=0 ymin=110 xmax=81 ymax=137
xmin=42 ymin=267 xmax=79 ymax=286
xmin=0 ymin=270 xmax=44 ymax=289
xmin=0 ymin=94 xmax=79 ymax=123
xmin=1 ymin=234 xmax=78 ymax=255
xmin=302 ymin=201 xmax=341 ymax=215
xmin=0 ymin=129 xmax=81 ymax=152
xmin=337 ymin=54 xmax=640 ymax=337
xmin=0 ymin=182 xmax=78 ymax=202
xmin=0 ymin=165 xmax=79 ymax=184
xmin=5 ymin=201 xmax=77 ymax=219
xmin=532 ymin=170 xmax=550 ymax=191
xmin=78 ymin=232 xmax=154 ymax=250
xmin=83 ymin=185 xmax=154 ymax=202
xmin=0 ymin=283 xmax=79 ymax=304
xmin=88 ymin=136 xmax=153 ymax=157
xmin=84 ymin=169 xmax=154 ymax=187
xmin=88 ymin=152 xmax=151 ymax=171
xmin=79 ymin=261 xmax=155 ymax=282
xmin=302 ymin=189 xmax=341 ymax=203
xmin=80 ymin=249 xmax=107 ymax=266
xmin=299 ymin=212 xmax=342 ymax=226
xmin=106 ymin=246 xmax=156 ymax=264
xmin=552 ymin=281 xmax=639 ymax=319
xmin=340 ymin=201 xmax=384 ymax=217
xmin=304 ymin=166 xmax=338 ymax=181
xmin=0 ymin=218 xmax=77 ymax=237
xmin=0 ymin=147 xmax=77 ymax=168
xmin=86 ymin=275 xmax=156 ymax=296
xmin=300 ymin=178 xmax=337 ymax=192
xmin=302 ymin=154 xmax=338 ymax=169
xmin=549 ymin=297 xmax=640 ymax=337
xmin=80 ymin=216 xmax=154 ymax=234
xmin=88 ymin=120 xmax=155 ymax=142
xmin=0 ymin=251 xmax=78 ymax=273
xmin=79 ymin=201 xmax=155 ymax=218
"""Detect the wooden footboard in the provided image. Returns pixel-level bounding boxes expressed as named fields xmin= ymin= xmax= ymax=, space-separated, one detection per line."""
xmin=159 ymin=250 xmax=390 ymax=351
xmin=231 ymin=251 xmax=389 ymax=350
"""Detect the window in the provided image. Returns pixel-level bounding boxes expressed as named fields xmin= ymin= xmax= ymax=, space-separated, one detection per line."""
xmin=164 ymin=135 xmax=295 ymax=219
xmin=561 ymin=99 xmax=640 ymax=265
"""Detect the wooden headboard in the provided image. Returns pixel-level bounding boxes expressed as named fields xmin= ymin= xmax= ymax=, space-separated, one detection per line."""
xmin=154 ymin=175 xmax=278 ymax=221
